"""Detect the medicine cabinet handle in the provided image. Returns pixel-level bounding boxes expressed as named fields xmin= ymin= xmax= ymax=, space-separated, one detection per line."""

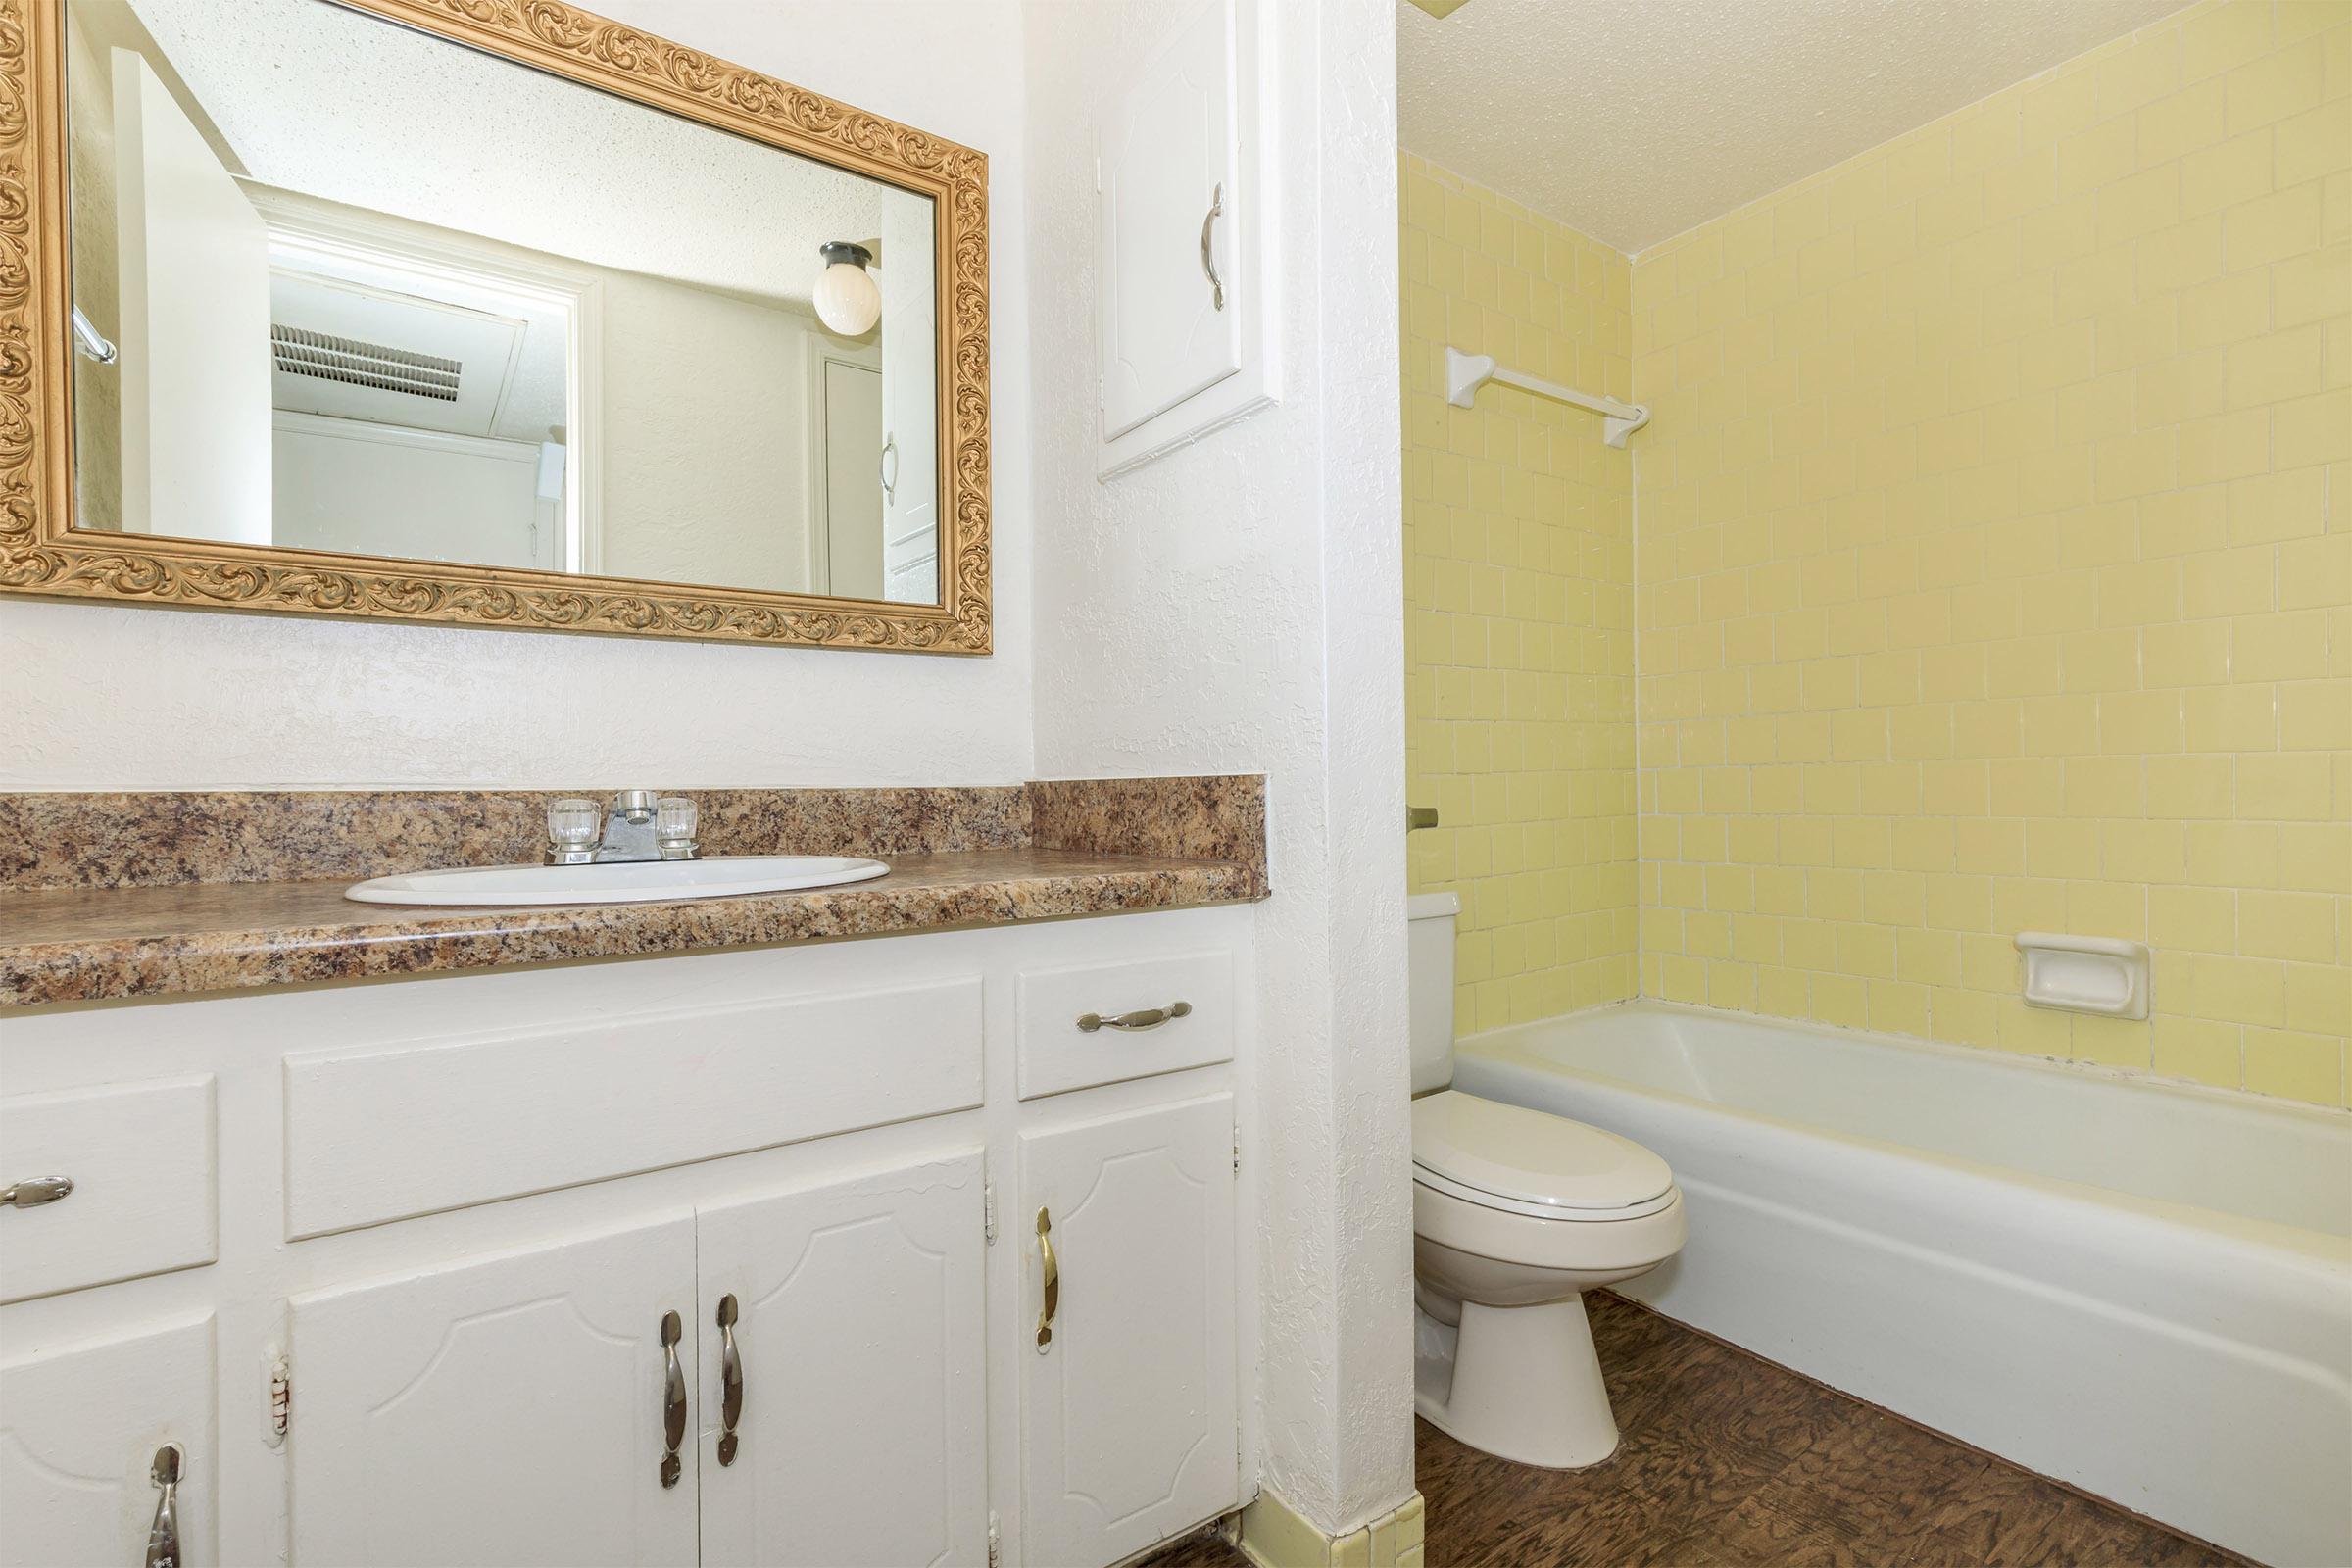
xmin=879 ymin=435 xmax=898 ymax=504
xmin=1 ymin=1174 xmax=73 ymax=1209
xmin=1076 ymin=1001 xmax=1192 ymax=1034
xmin=715 ymin=1294 xmax=744 ymax=1467
xmin=1035 ymin=1207 xmax=1058 ymax=1352
xmin=145 ymin=1445 xmax=180 ymax=1568
xmin=659 ymin=1310 xmax=686 ymax=1489
xmin=1200 ymin=182 xmax=1225 ymax=311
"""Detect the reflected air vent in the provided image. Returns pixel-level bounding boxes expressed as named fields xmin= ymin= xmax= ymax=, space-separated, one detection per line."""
xmin=270 ymin=325 xmax=461 ymax=403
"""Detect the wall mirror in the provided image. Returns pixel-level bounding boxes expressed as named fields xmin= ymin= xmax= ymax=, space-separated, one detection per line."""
xmin=0 ymin=0 xmax=991 ymax=652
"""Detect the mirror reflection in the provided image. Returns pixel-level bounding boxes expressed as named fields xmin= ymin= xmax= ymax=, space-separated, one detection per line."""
xmin=64 ymin=0 xmax=942 ymax=604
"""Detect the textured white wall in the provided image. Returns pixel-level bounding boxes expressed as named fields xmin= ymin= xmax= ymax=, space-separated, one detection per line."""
xmin=1 ymin=0 xmax=1034 ymax=791
xmin=599 ymin=276 xmax=818 ymax=595
xmin=1023 ymin=0 xmax=1413 ymax=1536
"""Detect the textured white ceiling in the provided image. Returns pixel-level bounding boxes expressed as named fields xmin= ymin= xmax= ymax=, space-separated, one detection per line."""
xmin=1397 ymin=0 xmax=2192 ymax=254
xmin=112 ymin=0 xmax=910 ymax=305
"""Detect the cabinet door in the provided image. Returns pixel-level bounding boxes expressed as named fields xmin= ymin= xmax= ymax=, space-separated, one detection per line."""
xmin=288 ymin=1216 xmax=697 ymax=1567
xmin=1020 ymin=1094 xmax=1237 ymax=1568
xmin=696 ymin=1152 xmax=989 ymax=1568
xmin=1096 ymin=0 xmax=1242 ymax=441
xmin=0 ymin=1315 xmax=214 ymax=1568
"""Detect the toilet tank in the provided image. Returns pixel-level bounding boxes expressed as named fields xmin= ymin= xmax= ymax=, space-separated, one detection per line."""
xmin=1406 ymin=891 xmax=1459 ymax=1094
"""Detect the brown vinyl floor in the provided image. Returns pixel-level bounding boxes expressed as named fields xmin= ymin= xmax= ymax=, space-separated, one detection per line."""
xmin=1143 ymin=1293 xmax=2250 ymax=1568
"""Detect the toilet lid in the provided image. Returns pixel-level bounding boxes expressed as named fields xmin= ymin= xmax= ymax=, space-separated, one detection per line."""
xmin=1411 ymin=1091 xmax=1674 ymax=1213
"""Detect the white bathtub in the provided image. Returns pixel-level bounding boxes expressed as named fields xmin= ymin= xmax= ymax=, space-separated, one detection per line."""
xmin=1452 ymin=1000 xmax=2352 ymax=1568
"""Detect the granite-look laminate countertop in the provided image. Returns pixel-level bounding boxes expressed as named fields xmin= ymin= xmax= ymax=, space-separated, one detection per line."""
xmin=0 ymin=847 xmax=1262 ymax=1006
xmin=0 ymin=776 xmax=1269 ymax=1006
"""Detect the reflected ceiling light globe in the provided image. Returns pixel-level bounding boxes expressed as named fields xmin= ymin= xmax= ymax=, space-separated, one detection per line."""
xmin=813 ymin=241 xmax=881 ymax=335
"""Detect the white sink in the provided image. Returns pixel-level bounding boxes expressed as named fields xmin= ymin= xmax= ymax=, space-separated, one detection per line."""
xmin=344 ymin=856 xmax=891 ymax=907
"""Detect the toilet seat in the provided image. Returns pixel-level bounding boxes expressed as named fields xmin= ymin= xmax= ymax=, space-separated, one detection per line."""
xmin=1411 ymin=1090 xmax=1675 ymax=1220
xmin=1412 ymin=1164 xmax=1679 ymax=1221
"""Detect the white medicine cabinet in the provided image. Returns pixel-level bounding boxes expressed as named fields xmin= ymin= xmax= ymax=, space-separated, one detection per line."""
xmin=1095 ymin=0 xmax=1280 ymax=478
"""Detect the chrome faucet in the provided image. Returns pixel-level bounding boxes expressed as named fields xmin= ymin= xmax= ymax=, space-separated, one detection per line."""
xmin=545 ymin=791 xmax=701 ymax=865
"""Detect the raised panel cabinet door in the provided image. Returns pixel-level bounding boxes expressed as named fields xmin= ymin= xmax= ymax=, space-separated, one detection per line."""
xmin=287 ymin=1215 xmax=697 ymax=1568
xmin=695 ymin=1152 xmax=989 ymax=1568
xmin=1096 ymin=0 xmax=1242 ymax=441
xmin=0 ymin=1315 xmax=215 ymax=1568
xmin=1020 ymin=1094 xmax=1238 ymax=1568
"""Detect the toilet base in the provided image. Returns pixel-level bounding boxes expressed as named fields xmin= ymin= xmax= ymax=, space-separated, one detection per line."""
xmin=1413 ymin=1294 xmax=1620 ymax=1469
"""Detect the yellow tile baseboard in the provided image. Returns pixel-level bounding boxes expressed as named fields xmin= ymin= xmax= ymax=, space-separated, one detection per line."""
xmin=1237 ymin=1488 xmax=1426 ymax=1568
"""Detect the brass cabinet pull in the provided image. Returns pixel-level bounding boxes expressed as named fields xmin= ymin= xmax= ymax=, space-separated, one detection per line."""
xmin=715 ymin=1294 xmax=743 ymax=1467
xmin=145 ymin=1446 xmax=180 ymax=1568
xmin=1 ymin=1175 xmax=73 ymax=1209
xmin=1200 ymin=183 xmax=1225 ymax=311
xmin=659 ymin=1310 xmax=686 ymax=1489
xmin=1076 ymin=1001 xmax=1192 ymax=1034
xmin=1035 ymin=1207 xmax=1058 ymax=1352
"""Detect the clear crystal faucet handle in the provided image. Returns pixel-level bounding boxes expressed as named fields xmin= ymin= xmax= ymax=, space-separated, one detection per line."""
xmin=656 ymin=797 xmax=700 ymax=858
xmin=547 ymin=797 xmax=600 ymax=853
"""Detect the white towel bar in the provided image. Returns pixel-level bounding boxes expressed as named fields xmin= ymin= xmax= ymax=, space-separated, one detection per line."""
xmin=1445 ymin=346 xmax=1649 ymax=447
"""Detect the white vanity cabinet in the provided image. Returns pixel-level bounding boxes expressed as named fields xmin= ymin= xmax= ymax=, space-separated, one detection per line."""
xmin=0 ymin=906 xmax=1255 ymax=1568
xmin=0 ymin=1316 xmax=215 ymax=1568
xmin=1020 ymin=1095 xmax=1238 ymax=1568
xmin=289 ymin=1216 xmax=701 ymax=1567
xmin=694 ymin=1154 xmax=990 ymax=1568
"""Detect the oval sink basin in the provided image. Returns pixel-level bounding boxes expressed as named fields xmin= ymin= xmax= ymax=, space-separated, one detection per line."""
xmin=344 ymin=856 xmax=891 ymax=907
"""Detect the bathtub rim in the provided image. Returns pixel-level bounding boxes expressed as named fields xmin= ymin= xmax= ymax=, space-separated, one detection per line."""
xmin=1455 ymin=997 xmax=2352 ymax=1259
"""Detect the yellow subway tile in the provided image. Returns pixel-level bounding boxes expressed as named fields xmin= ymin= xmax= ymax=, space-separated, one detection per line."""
xmin=2280 ymin=681 xmax=2352 ymax=749
xmin=1932 ymin=987 xmax=2002 ymax=1048
xmin=2101 ymin=165 xmax=2183 ymax=248
xmin=2181 ymin=2 xmax=2277 ymax=85
xmin=2226 ymin=180 xmax=2324 ymax=269
xmin=2182 ymin=545 xmax=2276 ymax=618
xmin=1997 ymin=996 xmax=2077 ymax=1056
xmin=2226 ymin=326 xmax=2328 ymax=410
xmin=2274 ymin=389 xmax=2352 ymax=467
xmin=2278 ymin=534 xmax=2351 ymax=611
xmin=2071 ymin=1014 xmax=2154 ymax=1069
xmin=2284 ymin=958 xmax=2352 ymax=1034
xmin=2152 ymin=884 xmax=2239 ymax=952
xmin=2243 ymin=1027 xmax=2342 ymax=1103
xmin=2188 ymin=952 xmax=2288 ymax=1025
xmin=2236 ymin=752 xmax=2334 ymax=818
xmin=2233 ymin=609 xmax=2331 ymax=680
xmin=2185 ymin=819 xmax=2279 ymax=886
xmin=2276 ymin=97 xmax=2352 ymax=188
xmin=2148 ymin=754 xmax=2237 ymax=816
xmin=2141 ymin=620 xmax=2232 ymax=685
xmin=2238 ymin=889 xmax=2339 ymax=961
xmin=2153 ymin=1016 xmax=2243 ymax=1088
xmin=2179 ymin=408 xmax=2274 ymax=488
xmin=1811 ymin=972 xmax=1871 ymax=1029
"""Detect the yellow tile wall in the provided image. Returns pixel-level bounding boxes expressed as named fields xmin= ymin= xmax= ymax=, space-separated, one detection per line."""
xmin=1401 ymin=153 xmax=1640 ymax=1034
xmin=1630 ymin=0 xmax=2352 ymax=1105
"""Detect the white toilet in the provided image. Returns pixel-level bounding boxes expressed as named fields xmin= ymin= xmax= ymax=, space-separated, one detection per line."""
xmin=1406 ymin=892 xmax=1687 ymax=1469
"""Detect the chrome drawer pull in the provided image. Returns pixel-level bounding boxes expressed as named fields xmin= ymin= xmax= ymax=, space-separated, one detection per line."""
xmin=1 ymin=1175 xmax=73 ymax=1209
xmin=715 ymin=1294 xmax=743 ymax=1467
xmin=659 ymin=1310 xmax=686 ymax=1489
xmin=1076 ymin=1001 xmax=1192 ymax=1034
xmin=145 ymin=1446 xmax=180 ymax=1568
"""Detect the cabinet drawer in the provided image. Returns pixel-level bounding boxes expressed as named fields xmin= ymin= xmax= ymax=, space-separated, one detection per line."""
xmin=285 ymin=977 xmax=984 ymax=1237
xmin=0 ymin=1079 xmax=217 ymax=1303
xmin=1016 ymin=949 xmax=1234 ymax=1099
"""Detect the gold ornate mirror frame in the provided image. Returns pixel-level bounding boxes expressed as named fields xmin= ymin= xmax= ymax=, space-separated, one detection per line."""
xmin=0 ymin=0 xmax=992 ymax=653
